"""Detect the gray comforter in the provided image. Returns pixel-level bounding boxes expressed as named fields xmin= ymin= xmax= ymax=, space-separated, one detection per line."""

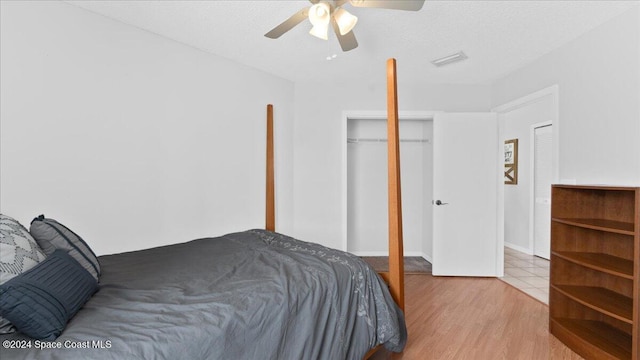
xmin=1 ymin=230 xmax=406 ymax=359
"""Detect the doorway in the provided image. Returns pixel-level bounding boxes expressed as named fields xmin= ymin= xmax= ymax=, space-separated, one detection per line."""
xmin=494 ymin=85 xmax=559 ymax=257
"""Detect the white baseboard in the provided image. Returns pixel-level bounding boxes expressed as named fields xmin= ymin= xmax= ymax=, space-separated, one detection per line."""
xmin=351 ymin=251 xmax=386 ymax=257
xmin=504 ymin=242 xmax=533 ymax=255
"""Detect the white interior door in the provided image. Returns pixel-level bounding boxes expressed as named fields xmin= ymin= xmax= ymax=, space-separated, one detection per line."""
xmin=533 ymin=124 xmax=553 ymax=259
xmin=432 ymin=113 xmax=501 ymax=276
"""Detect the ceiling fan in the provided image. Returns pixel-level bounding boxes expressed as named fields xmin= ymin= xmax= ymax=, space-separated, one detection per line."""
xmin=264 ymin=0 xmax=425 ymax=52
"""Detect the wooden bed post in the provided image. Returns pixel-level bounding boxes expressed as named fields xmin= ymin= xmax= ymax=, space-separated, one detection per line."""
xmin=386 ymin=59 xmax=405 ymax=312
xmin=266 ymin=104 xmax=275 ymax=232
xmin=366 ymin=58 xmax=405 ymax=360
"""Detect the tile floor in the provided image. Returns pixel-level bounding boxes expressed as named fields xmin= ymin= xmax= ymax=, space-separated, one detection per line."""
xmin=500 ymin=247 xmax=550 ymax=304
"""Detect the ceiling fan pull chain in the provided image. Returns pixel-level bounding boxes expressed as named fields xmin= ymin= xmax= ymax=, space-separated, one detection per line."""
xmin=326 ymin=33 xmax=337 ymax=60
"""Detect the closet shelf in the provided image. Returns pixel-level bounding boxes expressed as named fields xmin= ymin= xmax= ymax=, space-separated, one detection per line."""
xmin=551 ymin=318 xmax=632 ymax=360
xmin=552 ymin=218 xmax=635 ymax=235
xmin=552 ymin=285 xmax=633 ymax=324
xmin=552 ymin=251 xmax=634 ymax=279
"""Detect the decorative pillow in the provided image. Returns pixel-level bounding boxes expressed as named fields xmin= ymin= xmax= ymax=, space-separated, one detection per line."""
xmin=0 ymin=249 xmax=98 ymax=341
xmin=0 ymin=214 xmax=47 ymax=334
xmin=30 ymin=215 xmax=101 ymax=282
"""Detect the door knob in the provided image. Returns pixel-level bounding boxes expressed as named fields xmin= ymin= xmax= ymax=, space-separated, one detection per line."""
xmin=435 ymin=200 xmax=449 ymax=206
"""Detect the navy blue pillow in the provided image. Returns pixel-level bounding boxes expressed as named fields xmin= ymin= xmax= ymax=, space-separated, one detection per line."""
xmin=0 ymin=249 xmax=98 ymax=340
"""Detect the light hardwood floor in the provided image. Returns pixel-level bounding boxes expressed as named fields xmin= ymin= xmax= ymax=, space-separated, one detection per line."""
xmin=371 ymin=275 xmax=583 ymax=360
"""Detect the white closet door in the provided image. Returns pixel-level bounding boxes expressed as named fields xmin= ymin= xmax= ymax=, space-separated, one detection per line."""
xmin=533 ymin=125 xmax=553 ymax=259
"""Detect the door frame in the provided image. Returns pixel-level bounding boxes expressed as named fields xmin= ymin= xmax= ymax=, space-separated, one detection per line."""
xmin=340 ymin=110 xmax=439 ymax=253
xmin=530 ymin=121 xmax=553 ymax=256
xmin=492 ymin=84 xmax=559 ymax=255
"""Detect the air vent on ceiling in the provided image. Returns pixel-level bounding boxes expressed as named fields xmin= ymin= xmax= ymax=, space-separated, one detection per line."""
xmin=431 ymin=51 xmax=468 ymax=67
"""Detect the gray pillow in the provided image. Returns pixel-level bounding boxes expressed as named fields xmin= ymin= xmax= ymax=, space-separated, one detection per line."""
xmin=30 ymin=215 xmax=101 ymax=282
xmin=0 ymin=214 xmax=47 ymax=334
xmin=0 ymin=249 xmax=98 ymax=340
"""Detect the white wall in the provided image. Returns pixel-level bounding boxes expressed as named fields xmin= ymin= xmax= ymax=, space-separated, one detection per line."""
xmin=492 ymin=7 xmax=640 ymax=186
xmin=0 ymin=1 xmax=295 ymax=255
xmin=292 ymin=81 xmax=491 ymax=250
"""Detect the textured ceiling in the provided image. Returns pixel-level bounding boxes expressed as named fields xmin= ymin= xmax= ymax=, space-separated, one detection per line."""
xmin=66 ymin=0 xmax=637 ymax=85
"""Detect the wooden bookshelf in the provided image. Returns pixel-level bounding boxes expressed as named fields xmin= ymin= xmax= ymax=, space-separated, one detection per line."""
xmin=550 ymin=185 xmax=639 ymax=360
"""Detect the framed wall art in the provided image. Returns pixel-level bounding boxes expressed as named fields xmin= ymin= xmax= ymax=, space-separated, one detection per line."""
xmin=504 ymin=139 xmax=518 ymax=184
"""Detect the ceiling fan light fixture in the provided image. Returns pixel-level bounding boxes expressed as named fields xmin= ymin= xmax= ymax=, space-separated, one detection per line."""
xmin=309 ymin=24 xmax=329 ymax=40
xmin=308 ymin=2 xmax=331 ymax=40
xmin=309 ymin=3 xmax=330 ymax=25
xmin=334 ymin=8 xmax=358 ymax=35
xmin=265 ymin=0 xmax=426 ymax=51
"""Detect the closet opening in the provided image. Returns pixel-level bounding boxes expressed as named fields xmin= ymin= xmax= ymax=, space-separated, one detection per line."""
xmin=344 ymin=115 xmax=433 ymax=265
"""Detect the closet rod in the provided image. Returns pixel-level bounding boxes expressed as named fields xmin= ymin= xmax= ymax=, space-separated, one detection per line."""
xmin=347 ymin=138 xmax=430 ymax=144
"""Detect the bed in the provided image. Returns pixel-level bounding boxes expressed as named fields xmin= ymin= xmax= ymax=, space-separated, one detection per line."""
xmin=0 ymin=59 xmax=407 ymax=360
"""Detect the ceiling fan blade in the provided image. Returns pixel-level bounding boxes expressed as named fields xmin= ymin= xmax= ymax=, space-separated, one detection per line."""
xmin=331 ymin=18 xmax=358 ymax=51
xmin=264 ymin=7 xmax=310 ymax=39
xmin=349 ymin=0 xmax=425 ymax=11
